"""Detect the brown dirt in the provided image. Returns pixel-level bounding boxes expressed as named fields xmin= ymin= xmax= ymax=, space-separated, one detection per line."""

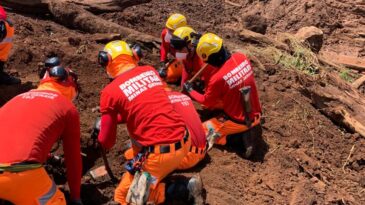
xmin=1 ymin=0 xmax=365 ymax=204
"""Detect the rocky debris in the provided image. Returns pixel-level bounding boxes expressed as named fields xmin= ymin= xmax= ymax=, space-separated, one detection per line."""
xmin=295 ymin=26 xmax=324 ymax=53
xmin=300 ymin=72 xmax=365 ymax=137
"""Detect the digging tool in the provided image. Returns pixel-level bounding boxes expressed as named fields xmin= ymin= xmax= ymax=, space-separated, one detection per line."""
xmin=89 ymin=145 xmax=118 ymax=182
xmin=89 ymin=117 xmax=118 ymax=182
xmin=239 ymin=86 xmax=255 ymax=158
xmin=240 ymin=86 xmax=252 ymax=128
xmin=180 ymin=63 xmax=209 ymax=92
xmin=100 ymin=147 xmax=118 ymax=182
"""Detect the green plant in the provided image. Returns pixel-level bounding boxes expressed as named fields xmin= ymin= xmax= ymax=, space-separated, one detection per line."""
xmin=339 ymin=69 xmax=354 ymax=82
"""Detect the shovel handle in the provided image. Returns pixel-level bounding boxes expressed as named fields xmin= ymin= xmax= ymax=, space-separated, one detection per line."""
xmin=99 ymin=147 xmax=118 ymax=182
xmin=180 ymin=64 xmax=209 ymax=92
xmin=187 ymin=64 xmax=209 ymax=84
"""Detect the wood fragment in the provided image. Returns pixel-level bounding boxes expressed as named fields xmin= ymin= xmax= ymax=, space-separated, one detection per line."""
xmin=225 ymin=0 xmax=242 ymax=7
xmin=342 ymin=145 xmax=355 ymax=173
xmin=351 ymin=75 xmax=365 ymax=89
xmin=239 ymin=28 xmax=289 ymax=51
xmin=318 ymin=56 xmax=345 ymax=72
xmin=341 ymin=62 xmax=365 ymax=72
xmin=300 ymin=72 xmax=365 ymax=138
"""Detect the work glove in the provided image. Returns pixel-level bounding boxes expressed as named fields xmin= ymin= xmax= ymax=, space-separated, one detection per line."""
xmin=91 ymin=117 xmax=101 ymax=141
xmin=193 ymin=79 xmax=205 ymax=92
xmin=69 ymin=199 xmax=83 ymax=205
xmin=158 ymin=62 xmax=167 ymax=78
xmin=183 ymin=82 xmax=193 ymax=93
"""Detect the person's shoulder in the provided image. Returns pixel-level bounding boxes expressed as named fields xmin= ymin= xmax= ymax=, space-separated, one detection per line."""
xmin=138 ymin=65 xmax=156 ymax=71
xmin=161 ymin=28 xmax=167 ymax=35
xmin=41 ymin=90 xmax=78 ymax=114
xmin=209 ymin=70 xmax=225 ymax=84
xmin=101 ymin=81 xmax=117 ymax=97
xmin=232 ymin=52 xmax=248 ymax=61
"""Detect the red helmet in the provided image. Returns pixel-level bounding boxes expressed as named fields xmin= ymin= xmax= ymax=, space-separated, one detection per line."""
xmin=0 ymin=6 xmax=6 ymax=20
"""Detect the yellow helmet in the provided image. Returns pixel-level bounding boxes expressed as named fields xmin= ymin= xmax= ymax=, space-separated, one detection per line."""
xmin=170 ymin=26 xmax=196 ymax=50
xmin=98 ymin=40 xmax=143 ymax=69
xmin=196 ymin=33 xmax=223 ymax=61
xmin=173 ymin=26 xmax=195 ymax=42
xmin=165 ymin=13 xmax=187 ymax=30
xmin=103 ymin=40 xmax=133 ymax=60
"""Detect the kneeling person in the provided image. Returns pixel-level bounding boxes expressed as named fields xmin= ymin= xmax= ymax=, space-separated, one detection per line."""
xmin=97 ymin=40 xmax=202 ymax=205
xmin=184 ymin=33 xmax=262 ymax=158
xmin=166 ymin=91 xmax=207 ymax=170
xmin=0 ymin=61 xmax=82 ymax=204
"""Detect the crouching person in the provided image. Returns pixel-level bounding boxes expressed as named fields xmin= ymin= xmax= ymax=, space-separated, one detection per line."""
xmin=184 ymin=33 xmax=263 ymax=158
xmin=96 ymin=40 xmax=203 ymax=204
xmin=0 ymin=60 xmax=82 ymax=204
xmin=166 ymin=91 xmax=207 ymax=170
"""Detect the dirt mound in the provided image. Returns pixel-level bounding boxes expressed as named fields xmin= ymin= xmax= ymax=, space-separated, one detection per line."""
xmin=1 ymin=0 xmax=365 ymax=204
xmin=102 ymin=0 xmax=364 ymax=58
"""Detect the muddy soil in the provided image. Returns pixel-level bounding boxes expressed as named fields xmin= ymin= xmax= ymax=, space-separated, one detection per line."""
xmin=1 ymin=0 xmax=365 ymax=204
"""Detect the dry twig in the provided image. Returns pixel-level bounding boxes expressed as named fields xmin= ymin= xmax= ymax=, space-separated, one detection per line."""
xmin=342 ymin=144 xmax=355 ymax=173
xmin=352 ymin=75 xmax=365 ymax=89
xmin=225 ymin=0 xmax=241 ymax=7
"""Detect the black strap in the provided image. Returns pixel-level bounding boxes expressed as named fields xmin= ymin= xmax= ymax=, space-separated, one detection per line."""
xmin=143 ymin=128 xmax=189 ymax=154
xmin=159 ymin=145 xmax=171 ymax=154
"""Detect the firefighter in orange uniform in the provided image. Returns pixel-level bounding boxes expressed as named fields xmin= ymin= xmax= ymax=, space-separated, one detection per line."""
xmin=158 ymin=13 xmax=188 ymax=83
xmin=0 ymin=58 xmax=82 ymax=205
xmin=96 ymin=40 xmax=203 ymax=205
xmin=184 ymin=33 xmax=263 ymax=158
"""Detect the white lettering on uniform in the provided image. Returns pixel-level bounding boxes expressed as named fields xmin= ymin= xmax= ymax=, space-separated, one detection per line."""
xmin=223 ymin=60 xmax=252 ymax=89
xmin=168 ymin=94 xmax=191 ymax=106
xmin=119 ymin=71 xmax=163 ymax=101
xmin=20 ymin=92 xmax=58 ymax=100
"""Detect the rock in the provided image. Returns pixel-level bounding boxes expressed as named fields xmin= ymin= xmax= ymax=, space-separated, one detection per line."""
xmin=295 ymin=26 xmax=324 ymax=53
xmin=242 ymin=14 xmax=268 ymax=34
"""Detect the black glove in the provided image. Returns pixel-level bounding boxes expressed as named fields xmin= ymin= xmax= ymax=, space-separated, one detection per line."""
xmin=158 ymin=62 xmax=167 ymax=78
xmin=158 ymin=68 xmax=167 ymax=78
xmin=69 ymin=199 xmax=83 ymax=205
xmin=183 ymin=82 xmax=193 ymax=93
xmin=0 ymin=21 xmax=6 ymax=42
xmin=91 ymin=117 xmax=101 ymax=140
xmin=193 ymin=79 xmax=205 ymax=92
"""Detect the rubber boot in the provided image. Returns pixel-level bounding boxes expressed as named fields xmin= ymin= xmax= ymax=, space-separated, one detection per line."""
xmin=165 ymin=175 xmax=203 ymax=205
xmin=0 ymin=61 xmax=20 ymax=85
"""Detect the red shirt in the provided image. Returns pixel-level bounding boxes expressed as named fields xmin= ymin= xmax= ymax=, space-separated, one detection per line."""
xmin=98 ymin=65 xmax=186 ymax=148
xmin=189 ymin=53 xmax=262 ymax=122
xmin=167 ymin=91 xmax=206 ymax=148
xmin=181 ymin=52 xmax=218 ymax=88
xmin=160 ymin=28 xmax=176 ymax=62
xmin=0 ymin=90 xmax=81 ymax=199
